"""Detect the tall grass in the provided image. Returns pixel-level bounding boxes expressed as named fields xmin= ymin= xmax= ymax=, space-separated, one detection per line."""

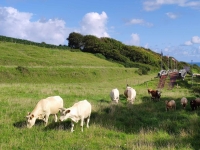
xmin=0 ymin=42 xmax=200 ymax=149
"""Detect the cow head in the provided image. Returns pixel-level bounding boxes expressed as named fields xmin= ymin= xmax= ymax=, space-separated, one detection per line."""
xmin=147 ymin=89 xmax=152 ymax=94
xmin=165 ymin=100 xmax=169 ymax=105
xmin=181 ymin=102 xmax=186 ymax=109
xmin=59 ymin=108 xmax=71 ymax=122
xmin=26 ymin=112 xmax=37 ymax=128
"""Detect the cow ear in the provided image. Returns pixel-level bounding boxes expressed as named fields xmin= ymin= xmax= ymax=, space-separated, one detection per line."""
xmin=64 ymin=109 xmax=70 ymax=115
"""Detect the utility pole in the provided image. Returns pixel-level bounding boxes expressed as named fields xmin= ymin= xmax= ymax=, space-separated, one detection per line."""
xmin=191 ymin=60 xmax=193 ymax=86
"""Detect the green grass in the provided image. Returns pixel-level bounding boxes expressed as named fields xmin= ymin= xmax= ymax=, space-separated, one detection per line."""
xmin=0 ymin=42 xmax=200 ymax=150
xmin=0 ymin=42 xmax=122 ymax=67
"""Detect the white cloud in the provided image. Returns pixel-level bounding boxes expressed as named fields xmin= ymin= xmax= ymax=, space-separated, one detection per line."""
xmin=80 ymin=11 xmax=109 ymax=38
xmin=143 ymin=0 xmax=200 ymax=11
xmin=184 ymin=36 xmax=200 ymax=46
xmin=0 ymin=7 xmax=70 ymax=45
xmin=166 ymin=12 xmax=178 ymax=19
xmin=127 ymin=33 xmax=140 ymax=46
xmin=191 ymin=36 xmax=200 ymax=43
xmin=125 ymin=19 xmax=153 ymax=27
xmin=181 ymin=1 xmax=200 ymax=8
xmin=127 ymin=19 xmax=144 ymax=25
xmin=0 ymin=7 xmax=110 ymax=45
xmin=184 ymin=40 xmax=193 ymax=45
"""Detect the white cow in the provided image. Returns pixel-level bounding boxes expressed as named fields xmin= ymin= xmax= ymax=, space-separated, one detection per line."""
xmin=124 ymin=86 xmax=136 ymax=104
xmin=26 ymin=96 xmax=64 ymax=128
xmin=59 ymin=100 xmax=91 ymax=132
xmin=110 ymin=88 xmax=119 ymax=103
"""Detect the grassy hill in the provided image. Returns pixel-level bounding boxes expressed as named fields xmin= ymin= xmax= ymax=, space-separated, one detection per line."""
xmin=0 ymin=41 xmax=200 ymax=149
xmin=0 ymin=42 xmax=123 ymax=67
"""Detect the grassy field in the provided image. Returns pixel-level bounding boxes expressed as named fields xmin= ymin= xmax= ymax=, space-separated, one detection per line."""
xmin=0 ymin=42 xmax=200 ymax=150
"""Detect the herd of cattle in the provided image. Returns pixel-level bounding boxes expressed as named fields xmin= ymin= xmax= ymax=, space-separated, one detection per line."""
xmin=147 ymin=88 xmax=200 ymax=111
xmin=25 ymin=85 xmax=200 ymax=132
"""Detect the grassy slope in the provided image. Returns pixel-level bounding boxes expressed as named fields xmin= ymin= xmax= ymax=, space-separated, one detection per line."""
xmin=0 ymin=42 xmax=200 ymax=150
xmin=0 ymin=42 xmax=124 ymax=67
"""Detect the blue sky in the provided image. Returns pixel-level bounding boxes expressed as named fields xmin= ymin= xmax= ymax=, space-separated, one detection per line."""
xmin=0 ymin=0 xmax=200 ymax=63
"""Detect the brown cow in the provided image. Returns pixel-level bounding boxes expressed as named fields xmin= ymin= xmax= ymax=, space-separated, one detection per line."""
xmin=147 ymin=89 xmax=161 ymax=101
xmin=165 ymin=100 xmax=176 ymax=111
xmin=190 ymin=98 xmax=200 ymax=110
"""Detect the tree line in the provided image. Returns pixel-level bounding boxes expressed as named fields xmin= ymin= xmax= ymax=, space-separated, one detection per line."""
xmin=67 ymin=32 xmax=190 ymax=74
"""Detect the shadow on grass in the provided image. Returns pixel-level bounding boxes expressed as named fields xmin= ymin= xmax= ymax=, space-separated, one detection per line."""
xmin=44 ymin=120 xmax=71 ymax=131
xmin=13 ymin=120 xmax=27 ymax=128
xmin=13 ymin=119 xmax=45 ymax=129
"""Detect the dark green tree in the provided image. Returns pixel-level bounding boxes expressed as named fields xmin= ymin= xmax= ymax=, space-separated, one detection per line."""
xmin=67 ymin=32 xmax=83 ymax=49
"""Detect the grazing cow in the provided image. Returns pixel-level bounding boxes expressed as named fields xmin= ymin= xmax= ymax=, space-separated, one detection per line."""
xmin=110 ymin=88 xmax=119 ymax=103
xmin=59 ymin=100 xmax=91 ymax=132
xmin=148 ymin=89 xmax=161 ymax=101
xmin=180 ymin=97 xmax=188 ymax=109
xmin=165 ymin=100 xmax=176 ymax=111
xmin=190 ymin=98 xmax=200 ymax=110
xmin=26 ymin=96 xmax=64 ymax=128
xmin=124 ymin=85 xmax=136 ymax=104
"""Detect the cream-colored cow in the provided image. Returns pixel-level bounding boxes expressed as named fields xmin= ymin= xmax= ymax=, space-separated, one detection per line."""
xmin=124 ymin=86 xmax=136 ymax=104
xmin=110 ymin=88 xmax=119 ymax=103
xmin=26 ymin=96 xmax=63 ymax=128
xmin=59 ymin=100 xmax=91 ymax=132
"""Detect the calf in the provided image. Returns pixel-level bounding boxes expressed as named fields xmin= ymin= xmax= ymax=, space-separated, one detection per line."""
xmin=165 ymin=100 xmax=176 ymax=111
xmin=110 ymin=88 xmax=119 ymax=103
xmin=26 ymin=96 xmax=64 ymax=128
xmin=190 ymin=98 xmax=200 ymax=110
xmin=148 ymin=89 xmax=161 ymax=101
xmin=59 ymin=100 xmax=91 ymax=132
xmin=180 ymin=97 xmax=187 ymax=109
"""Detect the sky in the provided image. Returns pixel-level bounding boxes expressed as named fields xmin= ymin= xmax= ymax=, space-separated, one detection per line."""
xmin=0 ymin=0 xmax=200 ymax=63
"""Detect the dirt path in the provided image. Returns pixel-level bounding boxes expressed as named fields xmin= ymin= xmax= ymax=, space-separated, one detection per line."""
xmin=168 ymin=72 xmax=179 ymax=90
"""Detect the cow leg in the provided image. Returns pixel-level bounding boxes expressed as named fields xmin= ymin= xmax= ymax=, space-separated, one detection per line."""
xmin=131 ymin=99 xmax=134 ymax=104
xmin=86 ymin=117 xmax=90 ymax=128
xmin=54 ymin=114 xmax=58 ymax=122
xmin=80 ymin=118 xmax=84 ymax=132
xmin=71 ymin=122 xmax=75 ymax=132
xmin=44 ymin=114 xmax=49 ymax=126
